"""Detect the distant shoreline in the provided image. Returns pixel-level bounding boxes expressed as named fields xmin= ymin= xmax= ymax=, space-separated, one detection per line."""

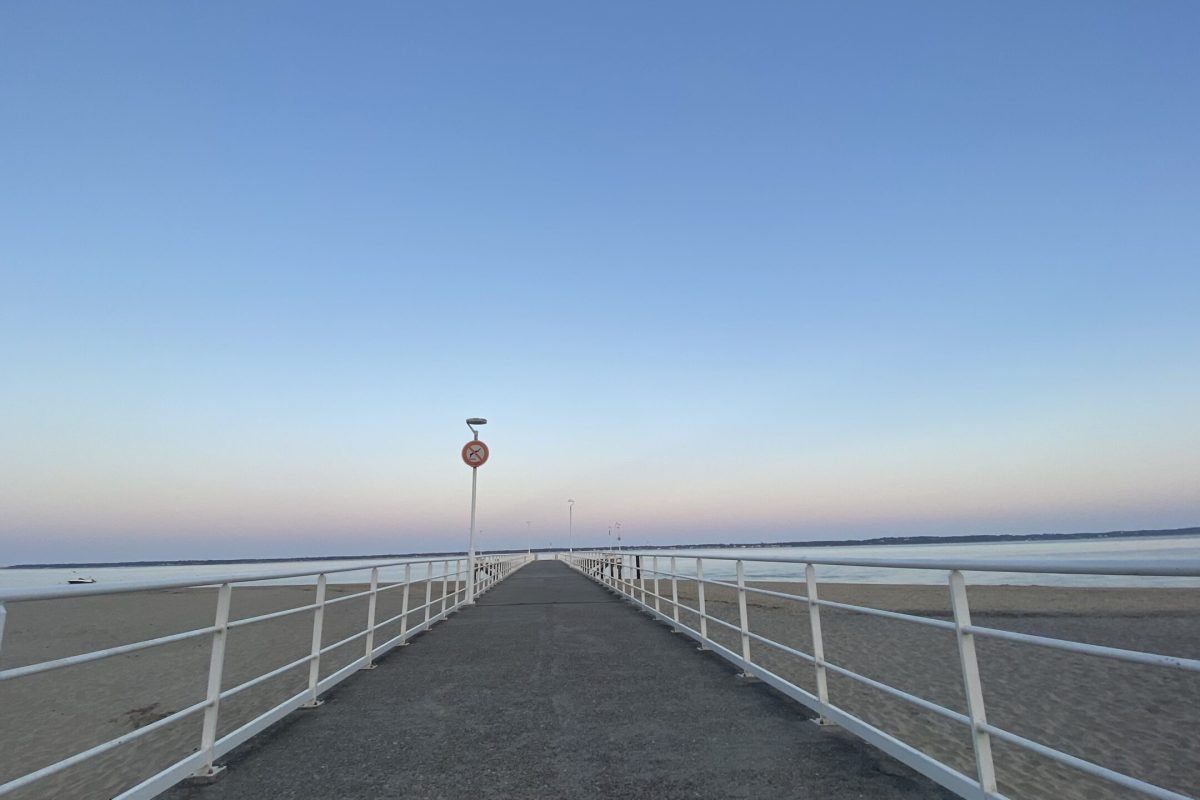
xmin=4 ymin=525 xmax=1197 ymax=569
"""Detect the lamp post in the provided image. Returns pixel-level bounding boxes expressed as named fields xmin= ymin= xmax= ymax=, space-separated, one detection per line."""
xmin=615 ymin=521 xmax=622 ymax=551
xmin=464 ymin=417 xmax=488 ymax=604
xmin=567 ymin=499 xmax=575 ymax=553
xmin=526 ymin=521 xmax=532 ymax=555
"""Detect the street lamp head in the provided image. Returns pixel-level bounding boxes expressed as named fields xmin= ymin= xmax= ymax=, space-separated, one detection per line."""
xmin=466 ymin=417 xmax=487 ymax=426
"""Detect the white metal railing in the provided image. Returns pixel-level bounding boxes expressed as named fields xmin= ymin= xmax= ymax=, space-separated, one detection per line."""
xmin=563 ymin=550 xmax=1200 ymax=800
xmin=0 ymin=552 xmax=532 ymax=799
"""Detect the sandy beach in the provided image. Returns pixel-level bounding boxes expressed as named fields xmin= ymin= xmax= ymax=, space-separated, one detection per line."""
xmin=2 ymin=580 xmax=1197 ymax=799
xmin=654 ymin=580 xmax=1200 ymax=800
xmin=0 ymin=582 xmax=461 ymax=800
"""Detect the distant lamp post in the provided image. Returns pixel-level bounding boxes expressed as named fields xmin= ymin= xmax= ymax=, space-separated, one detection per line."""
xmin=526 ymin=521 xmax=532 ymax=555
xmin=567 ymin=499 xmax=575 ymax=553
xmin=615 ymin=521 xmax=622 ymax=551
xmin=464 ymin=417 xmax=488 ymax=604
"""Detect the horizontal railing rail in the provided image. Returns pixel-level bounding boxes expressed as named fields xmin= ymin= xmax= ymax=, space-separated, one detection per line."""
xmin=0 ymin=552 xmax=532 ymax=799
xmin=563 ymin=550 xmax=1200 ymax=800
xmin=0 ymin=553 xmax=525 ymax=603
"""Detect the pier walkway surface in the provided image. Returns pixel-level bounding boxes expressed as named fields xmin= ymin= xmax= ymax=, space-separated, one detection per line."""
xmin=165 ymin=560 xmax=953 ymax=799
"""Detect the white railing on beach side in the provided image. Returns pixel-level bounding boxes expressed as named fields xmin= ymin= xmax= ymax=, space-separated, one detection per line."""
xmin=562 ymin=550 xmax=1200 ymax=800
xmin=0 ymin=553 xmax=532 ymax=799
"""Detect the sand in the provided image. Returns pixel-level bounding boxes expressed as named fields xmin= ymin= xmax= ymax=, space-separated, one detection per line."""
xmin=642 ymin=578 xmax=1200 ymax=800
xmin=0 ymin=581 xmax=462 ymax=800
xmin=1 ymin=580 xmax=1197 ymax=800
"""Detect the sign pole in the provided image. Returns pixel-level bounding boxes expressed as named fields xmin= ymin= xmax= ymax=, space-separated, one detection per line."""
xmin=467 ymin=454 xmax=478 ymax=604
xmin=462 ymin=418 xmax=489 ymax=606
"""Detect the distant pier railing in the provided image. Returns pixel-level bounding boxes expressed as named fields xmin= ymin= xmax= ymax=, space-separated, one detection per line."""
xmin=0 ymin=553 xmax=532 ymax=799
xmin=563 ymin=550 xmax=1200 ymax=800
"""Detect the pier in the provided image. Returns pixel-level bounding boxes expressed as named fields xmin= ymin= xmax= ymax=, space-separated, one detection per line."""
xmin=163 ymin=560 xmax=949 ymax=799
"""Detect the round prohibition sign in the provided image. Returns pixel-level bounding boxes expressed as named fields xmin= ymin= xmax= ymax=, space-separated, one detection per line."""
xmin=462 ymin=440 xmax=490 ymax=468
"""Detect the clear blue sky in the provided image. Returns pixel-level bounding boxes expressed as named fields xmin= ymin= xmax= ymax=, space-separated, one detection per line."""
xmin=3 ymin=2 xmax=1198 ymax=562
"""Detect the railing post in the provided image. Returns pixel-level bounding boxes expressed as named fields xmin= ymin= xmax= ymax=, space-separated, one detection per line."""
xmin=303 ymin=574 xmax=327 ymax=708
xmin=457 ymin=558 xmax=465 ymax=605
xmin=736 ymin=560 xmax=753 ymax=677
xmin=670 ymin=556 xmax=680 ymax=631
xmin=805 ymin=564 xmax=831 ymax=725
xmin=0 ymin=602 xmax=7 ymax=662
xmin=695 ymin=558 xmax=708 ymax=649
xmin=424 ymin=561 xmax=434 ymax=625
xmin=950 ymin=570 xmax=997 ymax=796
xmin=441 ymin=561 xmax=450 ymax=615
xmin=361 ymin=567 xmax=380 ymax=670
xmin=638 ymin=555 xmax=646 ymax=604
xmin=189 ymin=582 xmax=231 ymax=782
xmin=399 ymin=562 xmax=412 ymax=643
xmin=652 ymin=556 xmax=661 ymax=613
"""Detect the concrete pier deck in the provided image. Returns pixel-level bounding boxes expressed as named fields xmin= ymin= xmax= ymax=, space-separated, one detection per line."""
xmin=165 ymin=560 xmax=953 ymax=799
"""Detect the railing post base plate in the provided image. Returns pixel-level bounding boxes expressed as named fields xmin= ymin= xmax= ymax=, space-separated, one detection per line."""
xmin=185 ymin=765 xmax=226 ymax=785
xmin=300 ymin=699 xmax=324 ymax=709
xmin=360 ymin=663 xmax=377 ymax=671
xmin=812 ymin=717 xmax=834 ymax=727
xmin=737 ymin=672 xmax=760 ymax=683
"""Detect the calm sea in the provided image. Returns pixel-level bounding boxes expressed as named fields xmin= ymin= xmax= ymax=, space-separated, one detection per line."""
xmin=2 ymin=535 xmax=1199 ymax=591
xmin=630 ymin=534 xmax=1200 ymax=587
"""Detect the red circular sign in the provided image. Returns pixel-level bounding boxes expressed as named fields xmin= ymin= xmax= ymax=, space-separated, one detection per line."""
xmin=462 ymin=440 xmax=489 ymax=468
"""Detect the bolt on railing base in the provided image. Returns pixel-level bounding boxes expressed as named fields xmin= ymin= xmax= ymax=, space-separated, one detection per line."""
xmin=299 ymin=699 xmax=324 ymax=709
xmin=185 ymin=765 xmax=226 ymax=785
xmin=737 ymin=672 xmax=760 ymax=682
xmin=812 ymin=717 xmax=834 ymax=727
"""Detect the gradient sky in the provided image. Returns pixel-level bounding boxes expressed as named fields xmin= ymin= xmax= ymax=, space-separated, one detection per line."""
xmin=3 ymin=2 xmax=1199 ymax=563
